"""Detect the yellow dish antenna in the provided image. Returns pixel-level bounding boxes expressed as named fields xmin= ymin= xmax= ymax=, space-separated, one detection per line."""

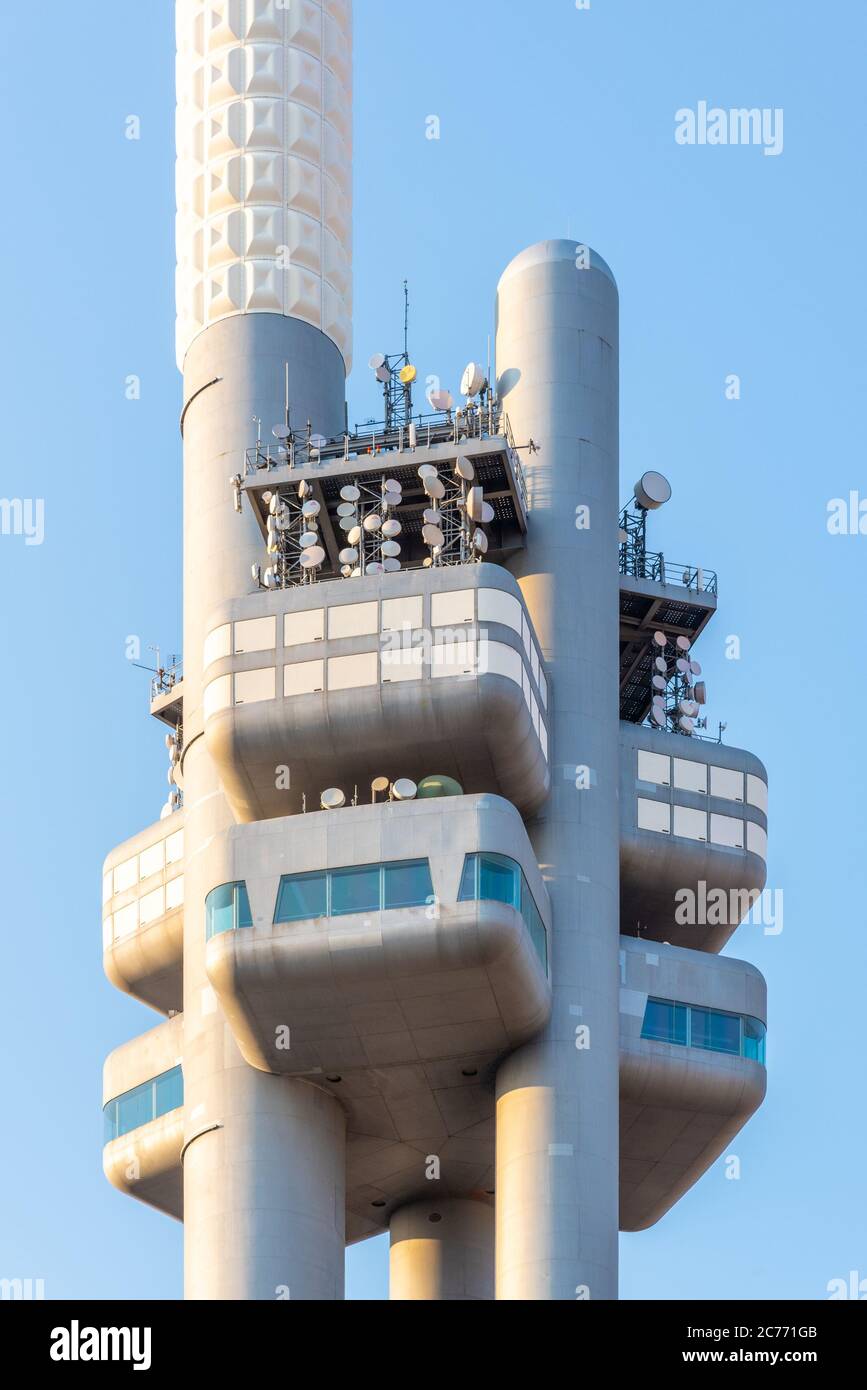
xmin=398 ymin=364 xmax=417 ymax=385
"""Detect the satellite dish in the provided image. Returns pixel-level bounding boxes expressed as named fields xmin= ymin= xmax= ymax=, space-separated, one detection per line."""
xmin=262 ymin=491 xmax=273 ymax=504
xmin=375 ymin=364 xmax=391 ymax=382
xmin=418 ymin=464 xmax=438 ymax=479
xmin=391 ymin=778 xmax=418 ymax=802
xmin=298 ymin=479 xmax=311 ymax=498
xmin=339 ymin=546 xmax=359 ymax=565
xmin=320 ymin=787 xmax=346 ymax=810
xmin=472 ymin=528 xmax=488 ymax=554
xmin=382 ymin=518 xmax=401 ymax=538
xmin=466 ymin=487 xmax=484 ymax=521
xmin=652 ymin=674 xmax=666 ymax=691
xmin=340 ymin=485 xmax=360 ymax=502
xmin=383 ymin=557 xmax=402 ymax=573
xmin=310 ymin=433 xmax=327 ymax=449
xmin=455 ymin=457 xmax=475 ymax=482
xmin=337 ymin=502 xmax=356 ymax=517
xmin=381 ymin=539 xmax=401 ymax=558
xmin=366 ymin=561 xmax=384 ymax=576
xmin=422 ymin=556 xmax=433 ymax=568
xmin=299 ymin=530 xmax=319 ymax=548
xmin=383 ymin=490 xmax=402 ymax=509
xmin=689 ymin=660 xmax=702 ymax=676
xmin=272 ymin=425 xmax=293 ymax=440
xmin=427 ymin=388 xmax=453 ymax=412
xmin=348 ymin=525 xmax=362 ymax=545
xmin=384 ymin=479 xmax=402 ymax=494
xmin=269 ymin=494 xmax=279 ymax=515
xmin=371 ymin=776 xmax=390 ymax=794
xmin=368 ymin=352 xmax=386 ymax=370
xmin=653 ymin=631 xmax=667 ymax=648
xmin=300 ymin=545 xmax=325 ymax=568
xmin=634 ymin=471 xmax=672 ymax=511
xmin=654 ymin=657 xmax=667 ymax=674
xmin=251 ymin=563 xmax=261 ymax=583
xmin=676 ymin=636 xmax=691 ymax=652
xmin=460 ymin=362 xmax=486 ymax=398
xmin=416 ymin=774 xmax=463 ymax=799
xmin=480 ymin=501 xmax=495 ymax=524
xmin=363 ymin=513 xmax=382 ymax=532
xmin=679 ymin=699 xmax=699 ymax=718
xmin=301 ymin=499 xmax=320 ymax=518
xmin=423 ymin=508 xmax=442 ymax=525
xmin=399 ymin=364 xmax=417 ymax=385
xmin=678 ymin=716 xmax=695 ymax=734
xmin=693 ymin=681 xmax=707 ymax=705
xmin=676 ymin=657 xmax=689 ymax=673
xmin=338 ymin=516 xmax=356 ymax=532
xmin=340 ymin=565 xmax=352 ymax=578
xmin=424 ymin=476 xmax=445 ymax=500
xmin=651 ymin=707 xmax=666 ymax=726
xmin=422 ymin=523 xmax=444 ymax=547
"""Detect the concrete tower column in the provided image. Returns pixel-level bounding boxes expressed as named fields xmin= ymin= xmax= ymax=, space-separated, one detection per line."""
xmin=175 ymin=0 xmax=354 ymax=1301
xmin=389 ymin=1200 xmax=494 ymax=1301
xmin=494 ymin=241 xmax=621 ymax=1300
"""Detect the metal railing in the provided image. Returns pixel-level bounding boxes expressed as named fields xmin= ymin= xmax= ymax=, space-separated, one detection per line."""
xmin=150 ymin=663 xmax=183 ymax=703
xmin=620 ymin=548 xmax=718 ymax=596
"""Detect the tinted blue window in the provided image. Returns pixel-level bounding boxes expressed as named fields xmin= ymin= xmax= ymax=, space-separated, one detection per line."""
xmin=458 ymin=856 xmax=477 ymax=901
xmin=691 ymin=1008 xmax=740 ymax=1055
xmin=743 ymin=1016 xmax=766 ymax=1064
xmin=383 ymin=860 xmax=433 ymax=910
xmin=331 ymin=864 xmax=380 ymax=916
xmin=238 ymin=883 xmax=253 ymax=929
xmin=274 ymin=872 xmax=327 ymax=923
xmin=642 ymin=999 xmax=688 ymax=1046
xmin=104 ymin=1066 xmax=183 ymax=1144
xmin=205 ymin=883 xmax=236 ymax=940
xmin=479 ymin=853 xmax=519 ymax=908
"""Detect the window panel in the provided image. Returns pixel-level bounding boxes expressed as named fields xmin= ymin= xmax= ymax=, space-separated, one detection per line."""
xmin=637 ymin=798 xmax=670 ymax=834
xmin=274 ymin=872 xmax=327 ymax=923
xmin=203 ymin=674 xmax=232 ymax=720
xmin=165 ymin=875 xmax=185 ymax=911
xmin=205 ymin=883 xmax=237 ymax=940
xmin=113 ymin=857 xmax=138 ymax=895
xmin=116 ymin=1084 xmax=153 ymax=1138
xmin=538 ymin=668 xmax=548 ymax=709
xmin=165 ymin=830 xmax=184 ymax=865
xmin=743 ymin=1017 xmax=766 ymax=1064
xmin=284 ymin=658 xmax=325 ymax=695
xmin=673 ymin=758 xmax=707 ymax=794
xmin=710 ymin=813 xmax=744 ymax=849
xmin=431 ymin=638 xmax=476 ymax=677
xmin=691 ymin=1008 xmax=741 ymax=1056
xmin=330 ymin=864 xmax=381 ymax=916
xmin=641 ymin=999 xmax=688 ymax=1046
xmin=381 ymin=595 xmax=423 ymax=632
xmin=531 ymin=644 xmax=540 ymax=687
xmin=234 ymin=615 xmax=276 ymax=654
xmin=234 ymin=667 xmax=275 ymax=705
xmin=113 ymin=903 xmax=138 ymax=940
xmin=521 ymin=613 xmax=531 ymax=659
xmin=139 ymin=886 xmax=165 ymax=926
xmin=284 ymin=608 xmax=324 ymax=647
xmin=746 ymin=821 xmax=768 ymax=860
xmin=637 ymin=750 xmax=670 ymax=786
xmin=479 ymin=639 xmax=522 ymax=685
xmin=139 ymin=841 xmax=165 ymax=881
xmin=458 ymin=856 xmax=477 ymax=901
xmin=327 ymin=652 xmax=378 ymax=690
xmin=381 ymin=646 xmax=424 ymax=682
xmin=477 ymin=587 xmax=522 ymax=634
xmin=431 ymin=589 xmax=474 ymax=627
xmin=382 ymin=860 xmax=433 ymax=910
xmin=154 ymin=1067 xmax=183 ymax=1116
xmin=328 ymin=601 xmax=378 ymax=639
xmin=539 ymin=721 xmax=548 ymax=762
xmin=203 ymin=622 xmax=231 ymax=670
xmin=746 ymin=774 xmax=768 ymax=813
xmin=710 ymin=765 xmax=744 ymax=802
xmin=673 ymin=805 xmax=707 ymax=842
xmin=479 ymin=853 xmax=519 ymax=908
xmin=102 ymin=872 xmax=113 ymax=905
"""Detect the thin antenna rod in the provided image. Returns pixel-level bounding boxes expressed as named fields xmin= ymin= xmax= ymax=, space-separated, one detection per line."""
xmin=284 ymin=361 xmax=290 ymax=429
xmin=403 ymin=280 xmax=409 ymax=360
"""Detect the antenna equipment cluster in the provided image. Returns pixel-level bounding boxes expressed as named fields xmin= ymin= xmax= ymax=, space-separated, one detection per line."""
xmin=648 ymin=631 xmax=708 ymax=738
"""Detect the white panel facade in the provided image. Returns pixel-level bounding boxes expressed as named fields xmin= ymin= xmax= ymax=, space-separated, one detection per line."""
xmin=176 ymin=0 xmax=353 ymax=369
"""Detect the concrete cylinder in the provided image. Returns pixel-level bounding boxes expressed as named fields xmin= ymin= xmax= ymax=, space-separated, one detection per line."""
xmin=180 ymin=314 xmax=348 ymax=1300
xmin=389 ymin=1199 xmax=494 ymax=1301
xmin=494 ymin=240 xmax=621 ymax=1300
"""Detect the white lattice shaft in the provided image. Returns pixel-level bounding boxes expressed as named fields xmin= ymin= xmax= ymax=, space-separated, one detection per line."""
xmin=175 ymin=0 xmax=352 ymax=372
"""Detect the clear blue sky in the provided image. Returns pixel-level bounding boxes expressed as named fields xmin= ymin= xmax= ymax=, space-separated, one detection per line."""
xmin=1 ymin=0 xmax=864 ymax=1301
